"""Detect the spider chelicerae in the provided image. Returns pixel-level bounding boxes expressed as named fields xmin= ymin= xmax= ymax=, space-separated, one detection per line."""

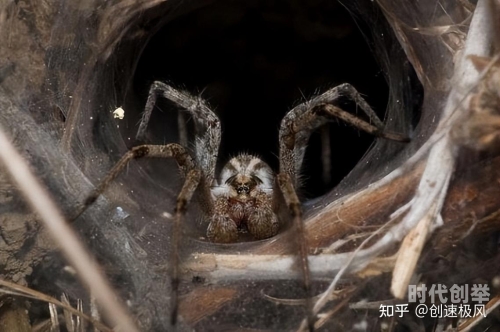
xmin=76 ymin=81 xmax=408 ymax=328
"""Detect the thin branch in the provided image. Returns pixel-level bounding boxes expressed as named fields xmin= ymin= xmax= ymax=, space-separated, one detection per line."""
xmin=0 ymin=279 xmax=111 ymax=332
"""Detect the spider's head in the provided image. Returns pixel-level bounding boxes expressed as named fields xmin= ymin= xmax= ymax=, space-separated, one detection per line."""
xmin=217 ymin=154 xmax=274 ymax=202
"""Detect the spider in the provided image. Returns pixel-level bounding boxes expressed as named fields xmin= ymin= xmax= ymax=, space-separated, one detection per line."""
xmin=76 ymin=81 xmax=408 ymax=329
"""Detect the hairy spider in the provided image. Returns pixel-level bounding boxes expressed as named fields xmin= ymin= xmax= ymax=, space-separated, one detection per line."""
xmin=76 ymin=81 xmax=408 ymax=329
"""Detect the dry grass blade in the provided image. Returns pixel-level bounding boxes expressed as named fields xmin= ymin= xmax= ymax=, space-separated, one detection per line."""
xmin=49 ymin=303 xmax=60 ymax=332
xmin=77 ymin=299 xmax=86 ymax=332
xmin=313 ymin=290 xmax=357 ymax=330
xmin=0 ymin=125 xmax=134 ymax=331
xmin=61 ymin=293 xmax=74 ymax=332
xmin=458 ymin=295 xmax=500 ymax=331
xmin=390 ymin=202 xmax=438 ymax=298
xmin=0 ymin=279 xmax=113 ymax=332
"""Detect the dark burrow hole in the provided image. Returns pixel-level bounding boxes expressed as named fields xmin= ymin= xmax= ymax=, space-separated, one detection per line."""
xmin=118 ymin=0 xmax=422 ymax=202
xmin=116 ymin=0 xmax=422 ymax=210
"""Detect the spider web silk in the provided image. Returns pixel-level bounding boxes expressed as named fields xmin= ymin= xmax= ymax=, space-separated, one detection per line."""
xmin=0 ymin=0 xmax=470 ymax=330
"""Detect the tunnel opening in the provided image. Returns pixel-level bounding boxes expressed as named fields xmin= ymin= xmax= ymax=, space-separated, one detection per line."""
xmin=117 ymin=0 xmax=418 ymax=200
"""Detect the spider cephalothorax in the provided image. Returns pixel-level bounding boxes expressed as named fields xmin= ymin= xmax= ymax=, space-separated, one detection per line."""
xmin=208 ymin=154 xmax=278 ymax=243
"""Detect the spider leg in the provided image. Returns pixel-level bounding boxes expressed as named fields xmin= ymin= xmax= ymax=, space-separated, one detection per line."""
xmin=73 ymin=144 xmax=201 ymax=328
xmin=315 ymin=103 xmax=410 ymax=142
xmin=278 ymin=83 xmax=409 ymax=331
xmin=170 ymin=167 xmax=201 ymax=326
xmin=74 ymin=144 xmax=196 ymax=215
xmin=137 ymin=81 xmax=221 ymax=184
xmin=276 ymin=173 xmax=315 ymax=331
xmin=280 ymin=83 xmax=409 ymax=184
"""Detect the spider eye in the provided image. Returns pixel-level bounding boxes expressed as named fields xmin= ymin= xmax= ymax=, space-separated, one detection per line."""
xmin=237 ymin=185 xmax=250 ymax=194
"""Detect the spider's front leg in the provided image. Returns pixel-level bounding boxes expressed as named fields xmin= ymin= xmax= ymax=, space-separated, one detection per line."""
xmin=138 ymin=81 xmax=221 ymax=185
xmin=75 ymin=82 xmax=221 ymax=328
xmin=74 ymin=144 xmax=203 ymax=327
xmin=280 ymin=83 xmax=409 ymax=184
xmin=246 ymin=191 xmax=279 ymax=239
xmin=208 ymin=154 xmax=279 ymax=243
xmin=276 ymin=83 xmax=410 ymax=331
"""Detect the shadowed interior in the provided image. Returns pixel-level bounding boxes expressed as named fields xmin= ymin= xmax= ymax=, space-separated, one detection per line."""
xmin=122 ymin=0 xmax=410 ymax=199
